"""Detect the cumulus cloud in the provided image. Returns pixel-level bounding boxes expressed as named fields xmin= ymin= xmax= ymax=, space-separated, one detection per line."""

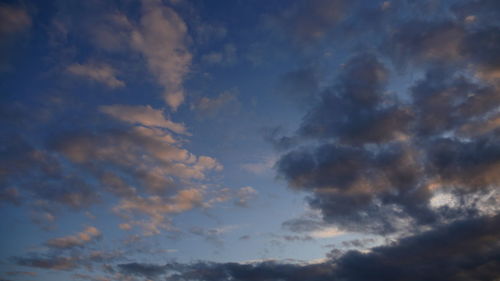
xmin=131 ymin=0 xmax=192 ymax=110
xmin=67 ymin=63 xmax=125 ymax=88
xmin=276 ymin=51 xmax=500 ymax=234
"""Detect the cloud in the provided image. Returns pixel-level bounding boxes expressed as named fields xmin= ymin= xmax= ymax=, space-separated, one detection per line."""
xmin=14 ymin=250 xmax=122 ymax=273
xmin=4 ymin=271 xmax=37 ymax=277
xmin=274 ymin=0 xmax=351 ymax=44
xmin=461 ymin=27 xmax=500 ymax=82
xmin=201 ymin=44 xmax=237 ymax=65
xmin=131 ymin=0 xmax=192 ymax=110
xmin=88 ymin=12 xmax=133 ymax=52
xmin=115 ymin=215 xmax=500 ymax=281
xmin=241 ymin=156 xmax=276 ymax=175
xmin=100 ymin=104 xmax=188 ymax=134
xmin=278 ymin=66 xmax=320 ymax=107
xmin=45 ymin=226 xmax=101 ymax=249
xmin=234 ymin=186 xmax=258 ymax=207
xmin=113 ymin=189 xmax=204 ymax=235
xmin=275 ymin=51 xmax=500 ymax=234
xmin=191 ymin=89 xmax=239 ymax=118
xmin=118 ymin=262 xmax=167 ymax=279
xmin=0 ymin=4 xmax=31 ymax=35
xmin=189 ymin=225 xmax=238 ymax=247
xmin=385 ymin=20 xmax=465 ymax=67
xmin=67 ymin=63 xmax=125 ymax=88
xmin=15 ymin=256 xmax=79 ymax=271
xmin=1 ymin=100 xmax=223 ymax=235
xmin=309 ymin=227 xmax=344 ymax=239
xmin=50 ymin=124 xmax=222 ymax=234
xmin=282 ymin=213 xmax=345 ymax=239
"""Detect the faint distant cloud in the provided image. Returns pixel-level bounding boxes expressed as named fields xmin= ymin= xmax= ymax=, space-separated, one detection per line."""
xmin=234 ymin=186 xmax=258 ymax=207
xmin=272 ymin=0 xmax=350 ymax=45
xmin=241 ymin=156 xmax=276 ymax=175
xmin=88 ymin=12 xmax=133 ymax=52
xmin=67 ymin=62 xmax=125 ymax=88
xmin=189 ymin=225 xmax=239 ymax=247
xmin=15 ymin=256 xmax=78 ymax=271
xmin=239 ymin=234 xmax=251 ymax=240
xmin=0 ymin=187 xmax=20 ymax=206
xmin=191 ymin=89 xmax=239 ymax=118
xmin=0 ymin=4 xmax=31 ymax=35
xmin=5 ymin=271 xmax=37 ymax=277
xmin=0 ymin=3 xmax=31 ymax=72
xmin=202 ymin=44 xmax=237 ymax=66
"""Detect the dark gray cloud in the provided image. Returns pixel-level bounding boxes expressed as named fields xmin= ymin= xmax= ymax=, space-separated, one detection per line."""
xmin=385 ymin=20 xmax=465 ymax=67
xmin=116 ymin=215 xmax=500 ymax=281
xmin=298 ymin=54 xmax=412 ymax=146
xmin=461 ymin=27 xmax=500 ymax=81
xmin=119 ymin=213 xmax=500 ymax=281
xmin=276 ymin=49 xmax=500 ymax=233
xmin=15 ymin=256 xmax=79 ymax=271
xmin=119 ymin=262 xmax=168 ymax=279
xmin=262 ymin=126 xmax=299 ymax=151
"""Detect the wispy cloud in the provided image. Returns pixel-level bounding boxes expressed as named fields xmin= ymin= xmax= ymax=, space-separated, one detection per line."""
xmin=67 ymin=63 xmax=125 ymax=88
xmin=45 ymin=226 xmax=101 ymax=249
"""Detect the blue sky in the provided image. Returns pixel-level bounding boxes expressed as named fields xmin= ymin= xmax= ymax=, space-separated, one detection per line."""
xmin=1 ymin=0 xmax=500 ymax=281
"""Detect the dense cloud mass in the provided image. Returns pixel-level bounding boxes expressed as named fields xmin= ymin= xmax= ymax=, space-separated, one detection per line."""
xmin=115 ymin=215 xmax=500 ymax=281
xmin=275 ymin=5 xmax=500 ymax=234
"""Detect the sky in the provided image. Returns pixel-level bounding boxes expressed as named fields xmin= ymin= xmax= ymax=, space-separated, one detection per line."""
xmin=0 ymin=0 xmax=500 ymax=280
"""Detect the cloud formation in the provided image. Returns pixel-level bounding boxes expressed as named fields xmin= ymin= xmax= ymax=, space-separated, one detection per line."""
xmin=100 ymin=104 xmax=188 ymax=134
xmin=45 ymin=226 xmax=101 ymax=249
xmin=131 ymin=0 xmax=192 ymax=110
xmin=276 ymin=44 xmax=500 ymax=234
xmin=67 ymin=63 xmax=125 ymax=88
xmin=115 ymin=215 xmax=500 ymax=281
xmin=0 ymin=4 xmax=31 ymax=35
